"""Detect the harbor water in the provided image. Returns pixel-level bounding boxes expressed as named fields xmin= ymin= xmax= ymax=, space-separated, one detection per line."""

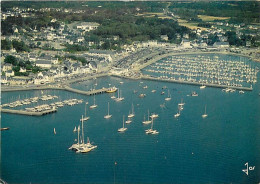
xmin=1 ymin=54 xmax=260 ymax=183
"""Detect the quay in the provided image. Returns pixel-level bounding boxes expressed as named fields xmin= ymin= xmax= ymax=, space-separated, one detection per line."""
xmin=142 ymin=75 xmax=253 ymax=91
xmin=64 ymin=86 xmax=112 ymax=95
xmin=0 ymin=108 xmax=57 ymax=116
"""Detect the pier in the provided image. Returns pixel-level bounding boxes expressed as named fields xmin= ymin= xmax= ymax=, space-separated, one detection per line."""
xmin=1 ymin=108 xmax=57 ymax=116
xmin=142 ymin=75 xmax=253 ymax=91
xmin=64 ymin=86 xmax=112 ymax=95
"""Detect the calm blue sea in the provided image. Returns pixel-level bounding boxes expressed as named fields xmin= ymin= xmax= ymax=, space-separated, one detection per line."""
xmin=1 ymin=54 xmax=260 ymax=184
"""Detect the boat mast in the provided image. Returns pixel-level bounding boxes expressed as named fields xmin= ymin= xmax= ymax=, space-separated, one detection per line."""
xmin=85 ymin=103 xmax=87 ymax=117
xmin=77 ymin=125 xmax=80 ymax=145
xmin=147 ymin=109 xmax=150 ymax=121
xmin=123 ymin=115 xmax=125 ymax=128
xmin=81 ymin=115 xmax=84 ymax=144
xmin=108 ymin=102 xmax=109 ymax=115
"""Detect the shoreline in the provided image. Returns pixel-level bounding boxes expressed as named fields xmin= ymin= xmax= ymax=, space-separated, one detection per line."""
xmin=1 ymin=51 xmax=258 ymax=93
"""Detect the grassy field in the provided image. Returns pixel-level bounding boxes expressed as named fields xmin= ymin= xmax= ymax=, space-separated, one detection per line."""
xmin=198 ymin=15 xmax=230 ymax=21
xmin=177 ymin=19 xmax=208 ymax=30
xmin=136 ymin=12 xmax=174 ymax=19
xmin=178 ymin=22 xmax=208 ymax=30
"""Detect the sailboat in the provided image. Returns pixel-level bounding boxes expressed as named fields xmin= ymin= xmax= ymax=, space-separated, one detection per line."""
xmin=143 ymin=109 xmax=152 ymax=124
xmin=174 ymin=108 xmax=180 ymax=118
xmin=54 ymin=128 xmax=56 ymax=135
xmin=178 ymin=98 xmax=185 ymax=106
xmin=70 ymin=116 xmax=97 ymax=153
xmin=104 ymin=102 xmax=112 ymax=119
xmin=69 ymin=125 xmax=81 ymax=150
xmin=150 ymin=113 xmax=159 ymax=119
xmin=200 ymin=84 xmax=206 ymax=89
xmin=165 ymin=89 xmax=171 ymax=101
xmin=73 ymin=126 xmax=77 ymax=132
xmin=81 ymin=103 xmax=90 ymax=121
xmin=202 ymin=105 xmax=208 ymax=118
xmin=128 ymin=103 xmax=135 ymax=118
xmin=89 ymin=94 xmax=97 ymax=109
xmin=115 ymin=89 xmax=124 ymax=102
xmin=125 ymin=115 xmax=132 ymax=124
xmin=118 ymin=115 xmax=127 ymax=132
xmin=145 ymin=118 xmax=159 ymax=134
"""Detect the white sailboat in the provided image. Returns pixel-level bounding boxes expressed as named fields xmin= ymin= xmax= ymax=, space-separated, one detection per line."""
xmin=104 ymin=102 xmax=112 ymax=119
xmin=73 ymin=126 xmax=77 ymax=132
xmin=128 ymin=103 xmax=135 ymax=118
xmin=200 ymin=84 xmax=206 ymax=89
xmin=54 ymin=128 xmax=56 ymax=135
xmin=145 ymin=118 xmax=159 ymax=134
xmin=115 ymin=89 xmax=124 ymax=102
xmin=178 ymin=98 xmax=185 ymax=106
xmin=79 ymin=115 xmax=97 ymax=152
xmin=174 ymin=108 xmax=180 ymax=118
xmin=81 ymin=103 xmax=90 ymax=121
xmin=165 ymin=89 xmax=172 ymax=101
xmin=125 ymin=113 xmax=132 ymax=124
xmin=143 ymin=109 xmax=152 ymax=124
xmin=202 ymin=105 xmax=208 ymax=118
xmin=150 ymin=113 xmax=159 ymax=119
xmin=89 ymin=95 xmax=97 ymax=109
xmin=118 ymin=115 xmax=127 ymax=132
xmin=69 ymin=125 xmax=81 ymax=150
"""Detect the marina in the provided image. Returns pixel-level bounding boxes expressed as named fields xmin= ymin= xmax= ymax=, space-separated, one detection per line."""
xmin=1 ymin=54 xmax=260 ymax=184
xmin=142 ymin=54 xmax=258 ymax=91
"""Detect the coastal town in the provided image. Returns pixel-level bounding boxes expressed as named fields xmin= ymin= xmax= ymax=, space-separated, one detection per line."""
xmin=1 ymin=2 xmax=260 ymax=184
xmin=1 ymin=2 xmax=259 ymax=88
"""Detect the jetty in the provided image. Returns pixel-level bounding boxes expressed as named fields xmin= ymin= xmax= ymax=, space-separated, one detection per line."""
xmin=142 ymin=75 xmax=253 ymax=91
xmin=1 ymin=108 xmax=57 ymax=116
xmin=64 ymin=86 xmax=114 ymax=95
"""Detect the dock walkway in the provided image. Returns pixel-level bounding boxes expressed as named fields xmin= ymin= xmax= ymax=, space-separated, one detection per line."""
xmin=1 ymin=108 xmax=57 ymax=116
xmin=142 ymin=75 xmax=253 ymax=91
xmin=64 ymin=86 xmax=111 ymax=95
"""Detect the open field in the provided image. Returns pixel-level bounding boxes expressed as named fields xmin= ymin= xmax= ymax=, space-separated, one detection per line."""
xmin=177 ymin=20 xmax=208 ymax=30
xmin=136 ymin=12 xmax=173 ymax=20
xmin=198 ymin=15 xmax=230 ymax=21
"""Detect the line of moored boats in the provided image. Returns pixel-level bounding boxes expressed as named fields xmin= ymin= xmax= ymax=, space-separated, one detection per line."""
xmin=144 ymin=55 xmax=258 ymax=88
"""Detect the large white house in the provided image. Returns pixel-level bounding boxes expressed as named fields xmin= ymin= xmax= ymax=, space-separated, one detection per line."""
xmin=35 ymin=60 xmax=52 ymax=68
xmin=76 ymin=22 xmax=100 ymax=32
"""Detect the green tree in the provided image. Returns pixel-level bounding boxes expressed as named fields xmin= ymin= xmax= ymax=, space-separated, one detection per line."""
xmin=4 ymin=55 xmax=18 ymax=65
xmin=12 ymin=40 xmax=30 ymax=52
xmin=1 ymin=40 xmax=11 ymax=50
xmin=12 ymin=66 xmax=20 ymax=73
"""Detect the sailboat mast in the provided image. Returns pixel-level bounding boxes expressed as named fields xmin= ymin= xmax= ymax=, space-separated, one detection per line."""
xmin=85 ymin=103 xmax=87 ymax=117
xmin=81 ymin=115 xmax=84 ymax=144
xmin=147 ymin=109 xmax=149 ymax=120
xmin=123 ymin=115 xmax=125 ymax=128
xmin=77 ymin=125 xmax=80 ymax=145
xmin=107 ymin=102 xmax=109 ymax=115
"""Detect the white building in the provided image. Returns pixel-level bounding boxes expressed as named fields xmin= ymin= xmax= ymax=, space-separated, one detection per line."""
xmin=76 ymin=22 xmax=100 ymax=32
xmin=35 ymin=60 xmax=52 ymax=68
